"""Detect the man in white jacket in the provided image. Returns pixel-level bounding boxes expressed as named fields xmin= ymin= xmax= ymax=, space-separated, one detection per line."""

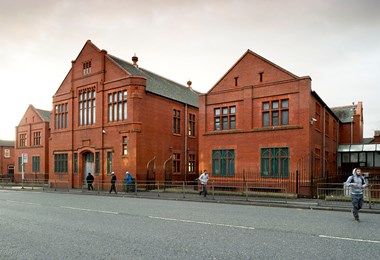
xmin=198 ymin=170 xmax=209 ymax=197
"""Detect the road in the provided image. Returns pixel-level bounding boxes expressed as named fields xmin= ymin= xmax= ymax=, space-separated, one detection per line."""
xmin=0 ymin=190 xmax=379 ymax=259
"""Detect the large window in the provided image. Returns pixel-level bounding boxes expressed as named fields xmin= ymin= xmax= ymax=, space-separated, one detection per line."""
xmin=262 ymin=99 xmax=288 ymax=127
xmin=73 ymin=153 xmax=78 ymax=173
xmin=4 ymin=149 xmax=10 ymax=158
xmin=55 ymin=103 xmax=68 ymax=129
xmin=18 ymin=157 xmax=22 ymax=172
xmin=188 ymin=113 xmax=196 ymax=136
xmin=188 ymin=154 xmax=196 ymax=174
xmin=19 ymin=134 xmax=27 ymax=147
xmin=79 ymin=88 xmax=96 ymax=126
xmin=107 ymin=152 xmax=112 ymax=174
xmin=122 ymin=136 xmax=128 ymax=156
xmin=173 ymin=109 xmax=181 ymax=134
xmin=108 ymin=90 xmax=127 ymax=122
xmin=54 ymin=154 xmax=68 ymax=173
xmin=32 ymin=156 xmax=40 ymax=172
xmin=261 ymin=147 xmax=289 ymax=178
xmin=315 ymin=103 xmax=321 ymax=130
xmin=83 ymin=60 xmax=92 ymax=75
xmin=33 ymin=132 xmax=41 ymax=146
xmin=173 ymin=153 xmax=181 ymax=173
xmin=95 ymin=152 xmax=100 ymax=174
xmin=325 ymin=113 xmax=330 ymax=136
xmin=212 ymin=149 xmax=235 ymax=177
xmin=214 ymin=106 xmax=236 ymax=130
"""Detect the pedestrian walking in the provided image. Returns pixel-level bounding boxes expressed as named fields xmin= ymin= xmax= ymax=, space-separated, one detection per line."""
xmin=345 ymin=168 xmax=367 ymax=222
xmin=109 ymin=172 xmax=117 ymax=194
xmin=86 ymin=172 xmax=94 ymax=190
xmin=198 ymin=170 xmax=209 ymax=197
xmin=126 ymin=171 xmax=133 ymax=192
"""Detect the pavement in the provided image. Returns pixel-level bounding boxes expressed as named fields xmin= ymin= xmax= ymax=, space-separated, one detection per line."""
xmin=2 ymin=185 xmax=380 ymax=214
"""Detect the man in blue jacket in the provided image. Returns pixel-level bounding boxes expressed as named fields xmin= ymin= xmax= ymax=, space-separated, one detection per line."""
xmin=126 ymin=171 xmax=133 ymax=192
xmin=345 ymin=168 xmax=367 ymax=222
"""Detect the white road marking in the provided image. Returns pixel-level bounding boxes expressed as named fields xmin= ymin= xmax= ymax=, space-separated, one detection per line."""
xmin=148 ymin=216 xmax=255 ymax=230
xmin=60 ymin=206 xmax=119 ymax=215
xmin=319 ymin=235 xmax=380 ymax=244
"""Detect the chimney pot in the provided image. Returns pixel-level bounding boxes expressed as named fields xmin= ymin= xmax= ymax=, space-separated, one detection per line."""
xmin=132 ymin=54 xmax=138 ymax=66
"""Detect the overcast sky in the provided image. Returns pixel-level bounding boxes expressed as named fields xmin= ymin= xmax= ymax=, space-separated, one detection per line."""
xmin=1 ymin=0 xmax=379 ymax=140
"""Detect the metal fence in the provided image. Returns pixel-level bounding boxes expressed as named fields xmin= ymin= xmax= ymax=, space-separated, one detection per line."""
xmin=0 ymin=178 xmax=49 ymax=190
xmin=317 ymin=183 xmax=380 ymax=209
xmin=2 ymin=179 xmax=379 ymax=211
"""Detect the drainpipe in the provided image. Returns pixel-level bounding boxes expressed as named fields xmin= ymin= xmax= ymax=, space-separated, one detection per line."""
xmin=322 ymin=106 xmax=326 ymax=178
xmin=71 ymin=60 xmax=75 ymax=189
xmin=101 ymin=50 xmax=106 ymax=187
xmin=184 ymin=103 xmax=188 ymax=183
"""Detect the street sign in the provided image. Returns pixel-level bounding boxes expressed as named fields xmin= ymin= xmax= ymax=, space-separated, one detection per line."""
xmin=22 ymin=153 xmax=28 ymax=163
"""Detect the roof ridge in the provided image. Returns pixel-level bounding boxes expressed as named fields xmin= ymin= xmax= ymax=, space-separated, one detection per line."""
xmin=108 ymin=54 xmax=189 ymax=89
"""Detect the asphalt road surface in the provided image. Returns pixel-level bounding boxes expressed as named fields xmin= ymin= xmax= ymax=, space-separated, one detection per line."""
xmin=0 ymin=190 xmax=379 ymax=260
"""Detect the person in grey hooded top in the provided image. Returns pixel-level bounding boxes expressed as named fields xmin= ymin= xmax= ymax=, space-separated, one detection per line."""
xmin=345 ymin=168 xmax=367 ymax=222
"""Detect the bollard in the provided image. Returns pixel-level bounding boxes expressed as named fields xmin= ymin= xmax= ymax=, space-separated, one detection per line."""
xmin=212 ymin=180 xmax=215 ymax=200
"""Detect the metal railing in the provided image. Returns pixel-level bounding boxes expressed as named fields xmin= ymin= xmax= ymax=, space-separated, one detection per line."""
xmin=0 ymin=178 xmax=49 ymax=190
xmin=317 ymin=183 xmax=380 ymax=209
xmin=77 ymin=180 xmax=293 ymax=204
xmin=2 ymin=179 xmax=379 ymax=210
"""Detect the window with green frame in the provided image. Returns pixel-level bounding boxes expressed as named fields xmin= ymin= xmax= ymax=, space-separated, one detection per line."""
xmin=212 ymin=149 xmax=235 ymax=177
xmin=261 ymin=147 xmax=289 ymax=177
xmin=73 ymin=153 xmax=78 ymax=173
xmin=54 ymin=154 xmax=68 ymax=173
xmin=107 ymin=151 xmax=112 ymax=174
xmin=95 ymin=152 xmax=100 ymax=174
xmin=18 ymin=157 xmax=22 ymax=172
xmin=32 ymin=156 xmax=40 ymax=172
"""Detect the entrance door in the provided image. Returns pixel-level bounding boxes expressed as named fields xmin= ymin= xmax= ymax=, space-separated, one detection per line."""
xmin=83 ymin=152 xmax=95 ymax=184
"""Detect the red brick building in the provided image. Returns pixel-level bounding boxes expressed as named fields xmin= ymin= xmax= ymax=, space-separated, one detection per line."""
xmin=331 ymin=102 xmax=364 ymax=145
xmin=0 ymin=140 xmax=15 ymax=179
xmin=199 ymin=50 xmax=341 ymax=197
xmin=15 ymin=105 xmax=51 ymax=181
xmin=50 ymin=40 xmax=199 ymax=188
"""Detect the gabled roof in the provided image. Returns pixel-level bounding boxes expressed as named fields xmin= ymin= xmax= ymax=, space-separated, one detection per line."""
xmin=109 ymin=55 xmax=199 ymax=108
xmin=208 ymin=49 xmax=300 ymax=94
xmin=245 ymin=49 xmax=299 ymax=78
xmin=331 ymin=105 xmax=356 ymax=123
xmin=0 ymin=140 xmax=14 ymax=147
xmin=18 ymin=105 xmax=51 ymax=126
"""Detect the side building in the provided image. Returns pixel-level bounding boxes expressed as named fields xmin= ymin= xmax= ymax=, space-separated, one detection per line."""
xmin=50 ymin=40 xmax=199 ymax=189
xmin=15 ymin=105 xmax=51 ymax=181
xmin=199 ymin=50 xmax=341 ymax=197
xmin=0 ymin=140 xmax=15 ymax=180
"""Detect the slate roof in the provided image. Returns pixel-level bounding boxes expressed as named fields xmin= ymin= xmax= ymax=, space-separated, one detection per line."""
xmin=0 ymin=140 xmax=14 ymax=147
xmin=35 ymin=108 xmax=51 ymax=122
xmin=330 ymin=105 xmax=356 ymax=123
xmin=109 ymin=55 xmax=199 ymax=108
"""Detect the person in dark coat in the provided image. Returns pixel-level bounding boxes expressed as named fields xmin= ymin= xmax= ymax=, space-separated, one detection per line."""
xmin=86 ymin=172 xmax=94 ymax=190
xmin=109 ymin=172 xmax=117 ymax=194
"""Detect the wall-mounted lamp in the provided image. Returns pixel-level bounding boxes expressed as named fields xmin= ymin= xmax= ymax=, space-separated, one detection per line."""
xmin=310 ymin=118 xmax=317 ymax=125
xmin=102 ymin=129 xmax=106 ymax=134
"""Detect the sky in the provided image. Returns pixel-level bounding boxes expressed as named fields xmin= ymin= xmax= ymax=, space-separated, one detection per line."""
xmin=0 ymin=0 xmax=379 ymax=140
